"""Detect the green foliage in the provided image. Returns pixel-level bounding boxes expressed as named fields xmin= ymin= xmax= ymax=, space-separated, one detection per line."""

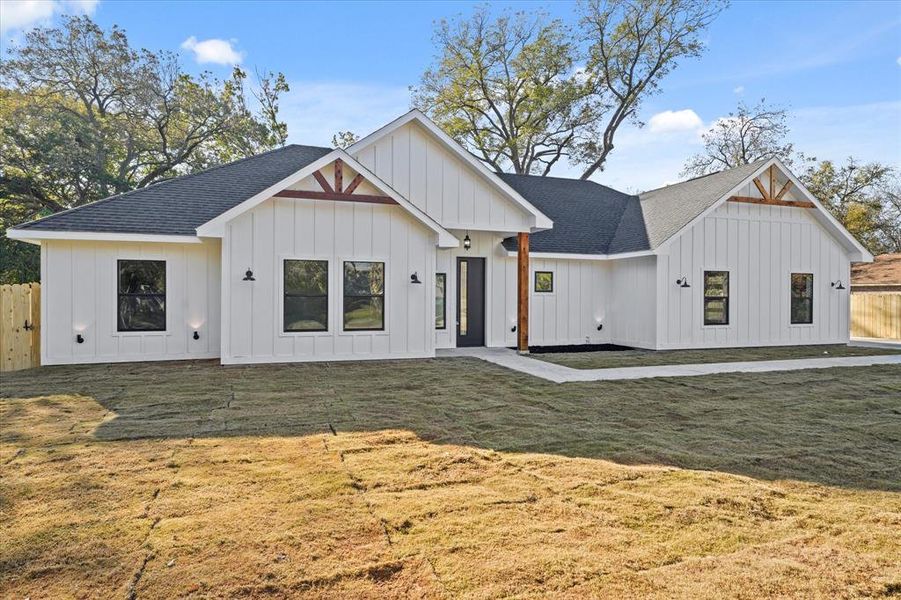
xmin=415 ymin=1 xmax=726 ymax=177
xmin=801 ymin=158 xmax=899 ymax=254
xmin=0 ymin=16 xmax=289 ymax=283
xmin=331 ymin=130 xmax=360 ymax=149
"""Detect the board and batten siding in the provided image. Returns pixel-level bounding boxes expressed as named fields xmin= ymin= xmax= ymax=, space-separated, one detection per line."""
xmin=655 ymin=200 xmax=851 ymax=349
xmin=353 ymin=121 xmax=533 ymax=233
xmin=40 ymin=239 xmax=221 ymax=365
xmin=607 ymin=256 xmax=658 ymax=349
xmin=221 ymin=196 xmax=436 ymax=364
xmin=435 ymin=232 xmax=609 ymax=349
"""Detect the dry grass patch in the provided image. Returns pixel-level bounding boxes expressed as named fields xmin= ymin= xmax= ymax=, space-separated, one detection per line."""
xmin=2 ymin=359 xmax=900 ymax=597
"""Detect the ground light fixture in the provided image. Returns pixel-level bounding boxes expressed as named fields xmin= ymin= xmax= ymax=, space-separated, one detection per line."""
xmin=410 ymin=272 xmax=422 ymax=284
xmin=831 ymin=280 xmax=846 ymax=290
xmin=463 ymin=233 xmax=471 ymax=251
xmin=675 ymin=276 xmax=690 ymax=288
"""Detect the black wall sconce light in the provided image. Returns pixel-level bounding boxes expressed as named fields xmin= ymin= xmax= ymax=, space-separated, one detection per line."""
xmin=511 ymin=324 xmax=517 ymax=332
xmin=463 ymin=233 xmax=471 ymax=251
xmin=76 ymin=333 xmax=85 ymax=344
xmin=243 ymin=268 xmax=255 ymax=281
xmin=597 ymin=323 xmax=603 ymax=331
xmin=193 ymin=331 xmax=200 ymax=340
xmin=831 ymin=280 xmax=846 ymax=290
xmin=675 ymin=276 xmax=690 ymax=288
xmin=410 ymin=272 xmax=422 ymax=284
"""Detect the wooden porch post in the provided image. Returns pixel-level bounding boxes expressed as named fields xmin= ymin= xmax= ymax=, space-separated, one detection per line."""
xmin=517 ymin=232 xmax=529 ymax=353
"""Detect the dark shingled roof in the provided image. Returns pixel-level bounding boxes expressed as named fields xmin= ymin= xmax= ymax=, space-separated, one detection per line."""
xmin=11 ymin=144 xmax=333 ymax=236
xmin=499 ymin=174 xmax=649 ymax=255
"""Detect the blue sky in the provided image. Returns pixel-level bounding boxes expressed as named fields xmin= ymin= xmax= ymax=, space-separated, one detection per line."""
xmin=2 ymin=0 xmax=900 ymax=191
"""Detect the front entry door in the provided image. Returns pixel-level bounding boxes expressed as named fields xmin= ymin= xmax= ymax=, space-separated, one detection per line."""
xmin=456 ymin=257 xmax=485 ymax=347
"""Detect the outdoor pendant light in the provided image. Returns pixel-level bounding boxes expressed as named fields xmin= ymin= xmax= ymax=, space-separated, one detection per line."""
xmin=463 ymin=233 xmax=471 ymax=251
xmin=410 ymin=272 xmax=422 ymax=284
xmin=243 ymin=268 xmax=255 ymax=281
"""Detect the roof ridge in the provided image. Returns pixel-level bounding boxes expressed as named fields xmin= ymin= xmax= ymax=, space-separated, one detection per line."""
xmin=13 ymin=144 xmax=333 ymax=230
xmin=639 ymin=158 xmax=770 ymax=196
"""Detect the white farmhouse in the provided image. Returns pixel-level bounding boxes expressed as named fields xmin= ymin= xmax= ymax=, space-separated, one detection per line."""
xmin=8 ymin=111 xmax=872 ymax=365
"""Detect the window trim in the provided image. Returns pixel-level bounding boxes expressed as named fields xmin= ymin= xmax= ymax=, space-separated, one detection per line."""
xmin=790 ymin=272 xmax=814 ymax=325
xmin=116 ymin=259 xmax=168 ymax=333
xmin=340 ymin=259 xmax=387 ymax=333
xmin=282 ymin=258 xmax=330 ymax=334
xmin=435 ymin=272 xmax=447 ymax=330
xmin=703 ymin=270 xmax=730 ymax=327
xmin=533 ymin=270 xmax=554 ymax=294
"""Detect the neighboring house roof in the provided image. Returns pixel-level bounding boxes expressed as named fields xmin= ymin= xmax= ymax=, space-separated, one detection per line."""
xmin=498 ymin=175 xmax=649 ymax=255
xmin=10 ymin=145 xmax=333 ymax=236
xmin=852 ymin=253 xmax=901 ymax=287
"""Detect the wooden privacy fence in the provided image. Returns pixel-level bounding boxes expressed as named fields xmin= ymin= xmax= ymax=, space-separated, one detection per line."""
xmin=851 ymin=292 xmax=901 ymax=340
xmin=1 ymin=283 xmax=41 ymax=372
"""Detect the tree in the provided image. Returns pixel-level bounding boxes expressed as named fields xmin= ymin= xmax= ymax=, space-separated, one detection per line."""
xmin=0 ymin=15 xmax=289 ymax=283
xmin=414 ymin=9 xmax=593 ymax=175
xmin=801 ymin=158 xmax=899 ymax=254
xmin=414 ymin=1 xmax=725 ymax=177
xmin=331 ymin=131 xmax=359 ymax=149
xmin=682 ymin=99 xmax=794 ymax=176
xmin=576 ymin=0 xmax=727 ymax=179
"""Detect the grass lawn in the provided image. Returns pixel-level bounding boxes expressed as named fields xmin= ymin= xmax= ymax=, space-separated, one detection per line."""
xmin=1 ymin=358 xmax=900 ymax=598
xmin=532 ymin=343 xmax=901 ymax=370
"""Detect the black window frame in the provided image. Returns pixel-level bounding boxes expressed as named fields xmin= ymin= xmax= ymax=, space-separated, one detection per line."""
xmin=117 ymin=259 xmax=167 ymax=332
xmin=703 ymin=270 xmax=730 ymax=326
xmin=342 ymin=261 xmax=385 ymax=332
xmin=534 ymin=270 xmax=554 ymax=293
xmin=283 ymin=259 xmax=329 ymax=333
xmin=435 ymin=272 xmax=447 ymax=329
xmin=790 ymin=272 xmax=814 ymax=325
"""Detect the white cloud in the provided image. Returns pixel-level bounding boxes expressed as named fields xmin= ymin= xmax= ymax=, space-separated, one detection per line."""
xmin=896 ymin=55 xmax=901 ymax=66
xmin=647 ymin=109 xmax=704 ymax=134
xmin=180 ymin=36 xmax=243 ymax=65
xmin=733 ymin=85 xmax=745 ymax=95
xmin=0 ymin=0 xmax=97 ymax=35
xmin=281 ymin=81 xmax=410 ymax=147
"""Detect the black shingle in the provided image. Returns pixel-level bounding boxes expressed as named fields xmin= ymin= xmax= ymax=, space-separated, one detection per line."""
xmin=12 ymin=144 xmax=333 ymax=236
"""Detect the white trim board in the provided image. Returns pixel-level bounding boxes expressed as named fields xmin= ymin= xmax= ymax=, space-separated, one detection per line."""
xmin=6 ymin=229 xmax=203 ymax=245
xmin=348 ymin=109 xmax=553 ymax=231
xmin=195 ymin=149 xmax=458 ymax=248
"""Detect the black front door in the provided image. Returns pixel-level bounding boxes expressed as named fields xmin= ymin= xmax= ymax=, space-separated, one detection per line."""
xmin=456 ymin=257 xmax=485 ymax=347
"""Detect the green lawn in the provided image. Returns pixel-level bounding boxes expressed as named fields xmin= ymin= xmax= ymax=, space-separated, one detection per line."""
xmin=2 ymin=358 xmax=900 ymax=598
xmin=532 ymin=343 xmax=901 ymax=370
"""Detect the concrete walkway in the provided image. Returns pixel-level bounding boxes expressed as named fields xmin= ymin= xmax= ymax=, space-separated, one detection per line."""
xmin=436 ymin=347 xmax=901 ymax=383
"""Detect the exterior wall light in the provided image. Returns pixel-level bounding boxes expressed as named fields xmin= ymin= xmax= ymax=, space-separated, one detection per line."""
xmin=243 ymin=268 xmax=255 ymax=281
xmin=463 ymin=233 xmax=471 ymax=251
xmin=831 ymin=280 xmax=846 ymax=290
xmin=675 ymin=276 xmax=690 ymax=288
xmin=511 ymin=325 xmax=517 ymax=332
xmin=76 ymin=334 xmax=85 ymax=344
xmin=410 ymin=272 xmax=422 ymax=284
xmin=193 ymin=331 xmax=200 ymax=340
xmin=597 ymin=323 xmax=603 ymax=331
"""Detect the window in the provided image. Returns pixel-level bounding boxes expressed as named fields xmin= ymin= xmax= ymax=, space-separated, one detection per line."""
xmin=117 ymin=260 xmax=166 ymax=332
xmin=703 ymin=271 xmax=729 ymax=325
xmin=534 ymin=271 xmax=554 ymax=293
xmin=284 ymin=260 xmax=328 ymax=332
xmin=435 ymin=273 xmax=446 ymax=329
xmin=343 ymin=261 xmax=385 ymax=331
xmin=791 ymin=273 xmax=814 ymax=324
